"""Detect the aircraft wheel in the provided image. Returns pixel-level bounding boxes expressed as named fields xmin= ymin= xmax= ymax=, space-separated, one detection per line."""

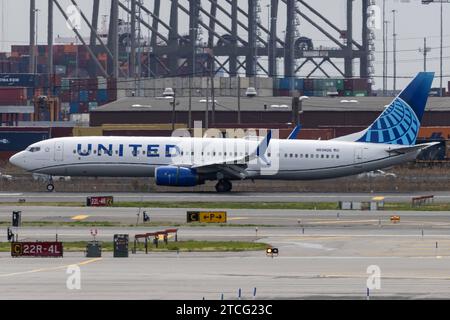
xmin=46 ymin=184 xmax=55 ymax=192
xmin=215 ymin=180 xmax=232 ymax=193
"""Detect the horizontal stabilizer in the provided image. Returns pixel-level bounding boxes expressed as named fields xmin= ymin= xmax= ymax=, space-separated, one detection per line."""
xmin=387 ymin=142 xmax=440 ymax=155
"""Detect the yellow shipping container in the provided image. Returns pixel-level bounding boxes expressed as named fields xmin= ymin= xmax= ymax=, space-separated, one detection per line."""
xmin=101 ymin=124 xmax=186 ymax=131
xmin=73 ymin=127 xmax=104 ymax=136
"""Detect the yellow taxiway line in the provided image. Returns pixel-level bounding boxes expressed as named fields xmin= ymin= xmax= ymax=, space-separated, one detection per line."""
xmin=0 ymin=258 xmax=102 ymax=278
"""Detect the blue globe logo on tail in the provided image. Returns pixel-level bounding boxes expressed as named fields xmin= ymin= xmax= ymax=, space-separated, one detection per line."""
xmin=357 ymin=98 xmax=420 ymax=145
xmin=357 ymin=72 xmax=434 ymax=146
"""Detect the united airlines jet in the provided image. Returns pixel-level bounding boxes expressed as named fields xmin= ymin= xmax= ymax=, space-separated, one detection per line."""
xmin=10 ymin=72 xmax=437 ymax=192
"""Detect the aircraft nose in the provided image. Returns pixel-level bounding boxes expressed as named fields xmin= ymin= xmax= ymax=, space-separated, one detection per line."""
xmin=9 ymin=152 xmax=25 ymax=168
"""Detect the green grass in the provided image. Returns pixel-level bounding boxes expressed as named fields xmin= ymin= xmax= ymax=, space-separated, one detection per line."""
xmin=113 ymin=201 xmax=340 ymax=210
xmin=0 ymin=240 xmax=268 ymax=253
xmin=383 ymin=203 xmax=450 ymax=211
xmin=0 ymin=221 xmax=280 ymax=228
xmin=2 ymin=201 xmax=450 ymax=211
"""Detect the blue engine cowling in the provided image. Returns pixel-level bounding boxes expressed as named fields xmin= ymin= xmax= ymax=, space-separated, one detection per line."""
xmin=155 ymin=166 xmax=199 ymax=187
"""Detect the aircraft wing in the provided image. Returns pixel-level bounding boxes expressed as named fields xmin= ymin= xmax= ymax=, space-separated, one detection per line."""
xmin=174 ymin=131 xmax=272 ymax=179
xmin=387 ymin=142 xmax=440 ymax=155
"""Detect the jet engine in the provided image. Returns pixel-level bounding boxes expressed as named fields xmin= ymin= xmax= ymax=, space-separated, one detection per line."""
xmin=155 ymin=166 xmax=200 ymax=187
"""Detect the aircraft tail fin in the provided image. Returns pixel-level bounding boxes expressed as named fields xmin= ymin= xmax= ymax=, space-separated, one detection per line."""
xmin=287 ymin=125 xmax=302 ymax=140
xmin=334 ymin=72 xmax=434 ymax=145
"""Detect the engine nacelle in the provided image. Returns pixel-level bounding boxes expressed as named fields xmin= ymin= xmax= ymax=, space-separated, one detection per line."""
xmin=155 ymin=166 xmax=199 ymax=187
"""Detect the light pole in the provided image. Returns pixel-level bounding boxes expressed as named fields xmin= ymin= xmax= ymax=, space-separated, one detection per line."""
xmin=392 ymin=10 xmax=397 ymax=93
xmin=34 ymin=8 xmax=40 ymax=74
xmin=422 ymin=0 xmax=449 ymax=96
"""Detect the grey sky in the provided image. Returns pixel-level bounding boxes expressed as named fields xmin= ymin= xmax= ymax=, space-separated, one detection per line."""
xmin=0 ymin=0 xmax=449 ymax=90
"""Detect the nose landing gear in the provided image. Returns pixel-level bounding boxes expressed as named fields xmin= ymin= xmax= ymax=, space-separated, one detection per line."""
xmin=215 ymin=179 xmax=232 ymax=193
xmin=46 ymin=176 xmax=55 ymax=192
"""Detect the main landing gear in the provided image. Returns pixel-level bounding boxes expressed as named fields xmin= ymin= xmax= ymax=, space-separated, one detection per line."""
xmin=46 ymin=177 xmax=55 ymax=192
xmin=215 ymin=179 xmax=232 ymax=193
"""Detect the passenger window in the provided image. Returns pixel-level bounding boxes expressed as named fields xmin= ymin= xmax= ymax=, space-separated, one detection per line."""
xmin=305 ymin=154 xmax=309 ymax=158
xmin=337 ymin=155 xmax=340 ymax=159
xmin=321 ymin=154 xmax=324 ymax=158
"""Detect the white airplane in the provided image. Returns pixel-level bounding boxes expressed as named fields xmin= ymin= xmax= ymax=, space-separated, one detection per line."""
xmin=10 ymin=72 xmax=437 ymax=193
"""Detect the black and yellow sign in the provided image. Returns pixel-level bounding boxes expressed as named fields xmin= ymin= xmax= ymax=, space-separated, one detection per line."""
xmin=187 ymin=211 xmax=227 ymax=223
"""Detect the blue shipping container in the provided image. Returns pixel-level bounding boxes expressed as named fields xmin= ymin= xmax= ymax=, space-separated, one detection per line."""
xmin=279 ymin=78 xmax=293 ymax=90
xmin=0 ymin=131 xmax=50 ymax=152
xmin=79 ymin=90 xmax=89 ymax=102
xmin=70 ymin=102 xmax=80 ymax=114
xmin=294 ymin=79 xmax=304 ymax=91
xmin=97 ymin=89 xmax=108 ymax=102
xmin=0 ymin=74 xmax=35 ymax=87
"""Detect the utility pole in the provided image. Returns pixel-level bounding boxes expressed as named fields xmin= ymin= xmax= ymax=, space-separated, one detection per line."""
xmin=210 ymin=50 xmax=215 ymax=125
xmin=382 ymin=0 xmax=386 ymax=96
xmin=205 ymin=77 xmax=209 ymax=130
xmin=440 ymin=0 xmax=443 ymax=96
xmin=384 ymin=20 xmax=389 ymax=95
xmin=29 ymin=0 xmax=36 ymax=74
xmin=392 ymin=9 xmax=397 ymax=93
xmin=419 ymin=38 xmax=431 ymax=72
xmin=237 ymin=76 xmax=241 ymax=124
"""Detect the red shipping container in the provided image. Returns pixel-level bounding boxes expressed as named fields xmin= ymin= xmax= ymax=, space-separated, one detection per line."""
xmin=59 ymin=91 xmax=71 ymax=103
xmin=79 ymin=102 xmax=89 ymax=113
xmin=0 ymin=88 xmax=26 ymax=105
xmin=88 ymin=90 xmax=97 ymax=101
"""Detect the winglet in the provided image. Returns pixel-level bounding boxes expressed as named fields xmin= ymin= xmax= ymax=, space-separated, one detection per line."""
xmin=287 ymin=125 xmax=302 ymax=140
xmin=256 ymin=130 xmax=272 ymax=165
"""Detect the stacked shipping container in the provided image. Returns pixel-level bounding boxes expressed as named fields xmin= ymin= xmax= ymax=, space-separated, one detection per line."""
xmin=273 ymin=78 xmax=370 ymax=97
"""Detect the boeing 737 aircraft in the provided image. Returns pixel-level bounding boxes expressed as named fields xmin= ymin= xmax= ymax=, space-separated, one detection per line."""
xmin=10 ymin=72 xmax=437 ymax=192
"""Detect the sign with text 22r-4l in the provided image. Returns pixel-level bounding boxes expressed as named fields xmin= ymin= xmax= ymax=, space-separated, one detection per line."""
xmin=11 ymin=242 xmax=63 ymax=258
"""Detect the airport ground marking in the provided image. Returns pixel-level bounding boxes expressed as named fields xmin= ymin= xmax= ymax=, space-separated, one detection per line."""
xmin=0 ymin=258 xmax=102 ymax=278
xmin=71 ymin=215 xmax=89 ymax=221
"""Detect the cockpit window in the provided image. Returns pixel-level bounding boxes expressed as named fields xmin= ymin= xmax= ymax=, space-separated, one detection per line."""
xmin=28 ymin=147 xmax=41 ymax=153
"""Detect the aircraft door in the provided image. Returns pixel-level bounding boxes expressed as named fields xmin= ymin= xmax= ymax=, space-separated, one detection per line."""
xmin=54 ymin=142 xmax=64 ymax=161
xmin=354 ymin=147 xmax=363 ymax=164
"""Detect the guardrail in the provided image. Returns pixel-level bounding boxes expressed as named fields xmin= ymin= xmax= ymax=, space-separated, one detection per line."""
xmin=412 ymin=195 xmax=434 ymax=207
xmin=133 ymin=229 xmax=178 ymax=254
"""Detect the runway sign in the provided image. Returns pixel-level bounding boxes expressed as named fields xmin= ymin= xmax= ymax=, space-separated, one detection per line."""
xmin=187 ymin=211 xmax=227 ymax=223
xmin=11 ymin=242 xmax=63 ymax=258
xmin=86 ymin=196 xmax=114 ymax=207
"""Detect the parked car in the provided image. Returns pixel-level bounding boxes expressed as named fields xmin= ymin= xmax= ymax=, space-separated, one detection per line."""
xmin=0 ymin=172 xmax=13 ymax=181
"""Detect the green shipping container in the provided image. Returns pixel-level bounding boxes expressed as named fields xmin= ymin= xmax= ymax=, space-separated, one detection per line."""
xmin=353 ymin=91 xmax=368 ymax=97
xmin=344 ymin=90 xmax=353 ymax=96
